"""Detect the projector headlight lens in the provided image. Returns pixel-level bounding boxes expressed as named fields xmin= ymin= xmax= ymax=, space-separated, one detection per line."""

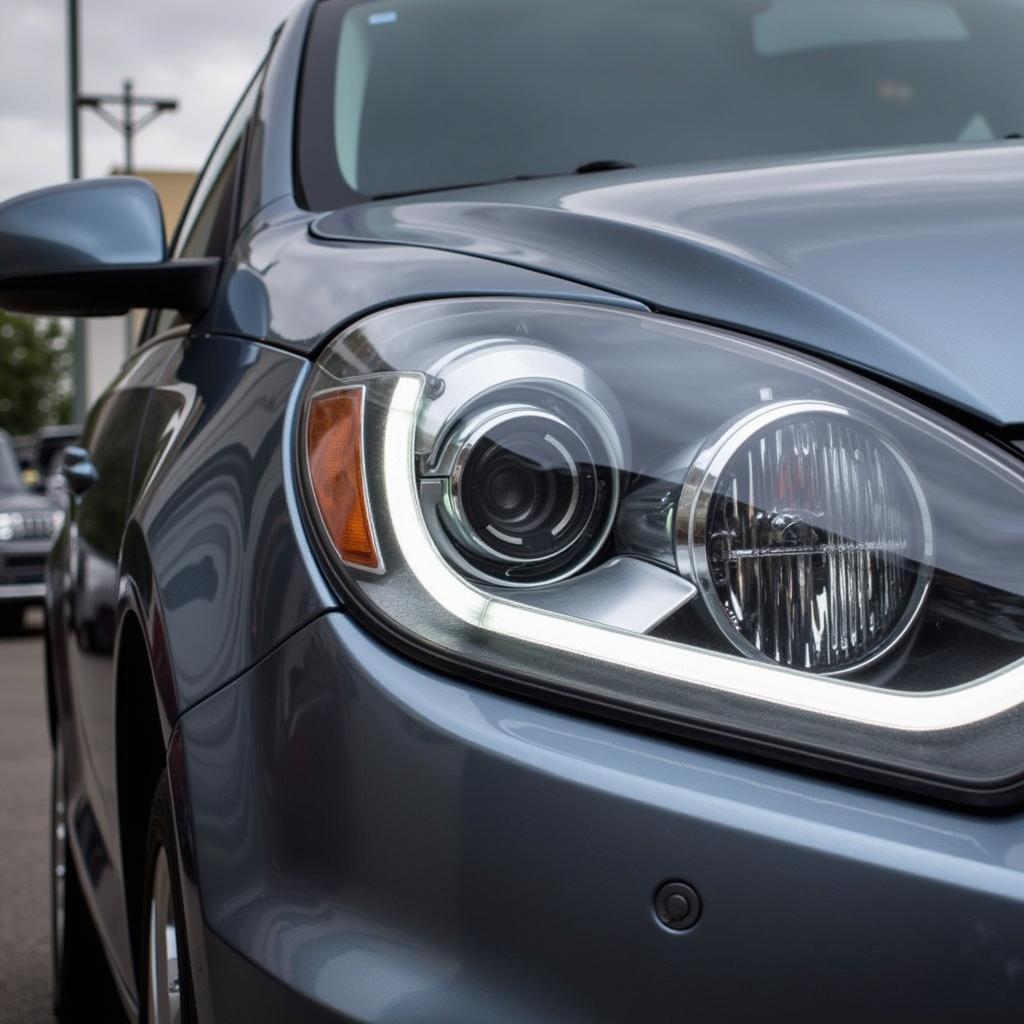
xmin=302 ymin=298 xmax=1024 ymax=806
xmin=427 ymin=399 xmax=618 ymax=586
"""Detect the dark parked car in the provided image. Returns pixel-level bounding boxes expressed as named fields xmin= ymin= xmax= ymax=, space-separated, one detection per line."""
xmin=1 ymin=1 xmax=1023 ymax=1021
xmin=0 ymin=429 xmax=63 ymax=632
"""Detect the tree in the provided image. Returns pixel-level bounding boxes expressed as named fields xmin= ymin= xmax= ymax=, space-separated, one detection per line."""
xmin=0 ymin=311 xmax=73 ymax=435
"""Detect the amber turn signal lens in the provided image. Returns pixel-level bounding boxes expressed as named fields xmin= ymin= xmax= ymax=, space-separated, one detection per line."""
xmin=307 ymin=387 xmax=380 ymax=570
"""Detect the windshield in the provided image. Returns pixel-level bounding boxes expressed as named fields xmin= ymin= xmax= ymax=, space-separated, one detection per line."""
xmin=299 ymin=0 xmax=1024 ymax=205
xmin=0 ymin=437 xmax=24 ymax=495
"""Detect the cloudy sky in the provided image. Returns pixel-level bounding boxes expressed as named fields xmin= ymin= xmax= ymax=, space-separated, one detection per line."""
xmin=0 ymin=0 xmax=294 ymax=203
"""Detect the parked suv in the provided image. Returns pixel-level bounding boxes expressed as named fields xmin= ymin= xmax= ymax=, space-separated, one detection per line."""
xmin=0 ymin=429 xmax=63 ymax=633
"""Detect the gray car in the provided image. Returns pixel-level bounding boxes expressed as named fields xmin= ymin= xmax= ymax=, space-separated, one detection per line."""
xmin=0 ymin=0 xmax=1023 ymax=1021
xmin=0 ymin=430 xmax=63 ymax=632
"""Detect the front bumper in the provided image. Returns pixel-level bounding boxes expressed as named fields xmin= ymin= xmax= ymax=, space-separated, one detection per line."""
xmin=0 ymin=538 xmax=50 ymax=603
xmin=0 ymin=582 xmax=46 ymax=602
xmin=177 ymin=612 xmax=1024 ymax=1023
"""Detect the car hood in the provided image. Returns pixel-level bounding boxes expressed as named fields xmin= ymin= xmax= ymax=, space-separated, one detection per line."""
xmin=313 ymin=144 xmax=1024 ymax=427
xmin=0 ymin=490 xmax=56 ymax=513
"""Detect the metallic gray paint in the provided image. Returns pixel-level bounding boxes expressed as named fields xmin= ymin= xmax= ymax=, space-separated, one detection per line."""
xmin=204 ymin=203 xmax=646 ymax=352
xmin=129 ymin=334 xmax=332 ymax=714
xmin=181 ymin=613 xmax=1024 ymax=1023
xmin=35 ymin=2 xmax=1024 ymax=1018
xmin=47 ymin=338 xmax=181 ymax=1007
xmin=315 ymin=143 xmax=1024 ymax=425
xmin=0 ymin=177 xmax=166 ymax=272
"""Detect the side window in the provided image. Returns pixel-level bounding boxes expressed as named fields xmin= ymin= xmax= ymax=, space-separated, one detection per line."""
xmin=148 ymin=65 xmax=264 ymax=338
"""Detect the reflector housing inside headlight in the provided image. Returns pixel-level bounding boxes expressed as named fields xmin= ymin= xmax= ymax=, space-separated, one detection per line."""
xmin=680 ymin=402 xmax=933 ymax=674
xmin=301 ymin=299 xmax=1024 ymax=805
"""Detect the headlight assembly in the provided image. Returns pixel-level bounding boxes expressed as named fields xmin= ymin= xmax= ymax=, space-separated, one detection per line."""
xmin=0 ymin=509 xmax=63 ymax=541
xmin=0 ymin=512 xmax=19 ymax=542
xmin=301 ymin=299 xmax=1024 ymax=805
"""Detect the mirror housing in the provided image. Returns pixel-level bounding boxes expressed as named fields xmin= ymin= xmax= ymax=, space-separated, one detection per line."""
xmin=0 ymin=178 xmax=218 ymax=317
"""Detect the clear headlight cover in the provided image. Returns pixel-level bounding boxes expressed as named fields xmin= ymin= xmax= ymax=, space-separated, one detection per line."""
xmin=301 ymin=299 xmax=1024 ymax=805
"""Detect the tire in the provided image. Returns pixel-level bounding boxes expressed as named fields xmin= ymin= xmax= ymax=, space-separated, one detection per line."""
xmin=51 ymin=735 xmax=125 ymax=1022
xmin=141 ymin=773 xmax=196 ymax=1024
xmin=0 ymin=602 xmax=24 ymax=635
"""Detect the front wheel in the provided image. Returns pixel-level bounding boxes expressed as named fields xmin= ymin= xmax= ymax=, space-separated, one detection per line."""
xmin=142 ymin=774 xmax=195 ymax=1024
xmin=51 ymin=735 xmax=124 ymax=1022
xmin=0 ymin=602 xmax=24 ymax=635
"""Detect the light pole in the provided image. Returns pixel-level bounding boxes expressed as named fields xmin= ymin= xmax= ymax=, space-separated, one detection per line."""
xmin=78 ymin=80 xmax=177 ymax=358
xmin=68 ymin=16 xmax=179 ymax=373
xmin=66 ymin=0 xmax=87 ymax=422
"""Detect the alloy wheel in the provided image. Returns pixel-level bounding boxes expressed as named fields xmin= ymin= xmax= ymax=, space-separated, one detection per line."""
xmin=147 ymin=847 xmax=182 ymax=1024
xmin=50 ymin=740 xmax=67 ymax=987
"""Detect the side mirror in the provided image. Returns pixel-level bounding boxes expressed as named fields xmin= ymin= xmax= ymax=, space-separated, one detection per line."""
xmin=0 ymin=178 xmax=218 ymax=317
xmin=61 ymin=447 xmax=98 ymax=496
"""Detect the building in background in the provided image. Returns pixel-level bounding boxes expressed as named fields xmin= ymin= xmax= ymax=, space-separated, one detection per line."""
xmin=84 ymin=169 xmax=195 ymax=406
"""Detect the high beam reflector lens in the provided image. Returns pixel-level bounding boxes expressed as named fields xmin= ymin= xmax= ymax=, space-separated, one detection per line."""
xmin=682 ymin=403 xmax=932 ymax=673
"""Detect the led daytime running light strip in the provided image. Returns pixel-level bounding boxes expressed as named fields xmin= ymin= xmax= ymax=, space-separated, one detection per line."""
xmin=381 ymin=375 xmax=1024 ymax=734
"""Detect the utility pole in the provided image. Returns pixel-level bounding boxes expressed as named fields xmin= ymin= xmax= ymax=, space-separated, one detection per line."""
xmin=78 ymin=80 xmax=178 ymax=175
xmin=66 ymin=0 xmax=87 ymax=422
xmin=77 ymin=79 xmax=178 ymax=360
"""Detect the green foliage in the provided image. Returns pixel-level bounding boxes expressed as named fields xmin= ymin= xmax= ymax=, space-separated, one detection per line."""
xmin=0 ymin=311 xmax=73 ymax=434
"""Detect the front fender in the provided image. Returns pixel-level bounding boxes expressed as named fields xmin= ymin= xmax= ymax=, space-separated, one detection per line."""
xmin=117 ymin=519 xmax=176 ymax=741
xmin=128 ymin=334 xmax=335 ymax=719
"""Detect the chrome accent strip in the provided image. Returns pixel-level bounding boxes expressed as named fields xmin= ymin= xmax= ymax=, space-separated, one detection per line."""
xmin=544 ymin=432 xmax=581 ymax=537
xmin=488 ymin=555 xmax=697 ymax=633
xmin=147 ymin=847 xmax=181 ymax=1024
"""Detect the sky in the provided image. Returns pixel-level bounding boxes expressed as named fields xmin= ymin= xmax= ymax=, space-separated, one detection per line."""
xmin=0 ymin=0 xmax=295 ymax=203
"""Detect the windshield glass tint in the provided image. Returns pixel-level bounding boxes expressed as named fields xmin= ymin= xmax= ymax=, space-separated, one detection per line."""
xmin=303 ymin=0 xmax=1024 ymax=201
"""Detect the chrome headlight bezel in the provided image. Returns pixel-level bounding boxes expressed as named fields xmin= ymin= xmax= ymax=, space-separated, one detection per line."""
xmin=299 ymin=298 xmax=1024 ymax=808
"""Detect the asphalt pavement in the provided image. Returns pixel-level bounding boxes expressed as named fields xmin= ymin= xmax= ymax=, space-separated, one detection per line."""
xmin=0 ymin=609 xmax=57 ymax=1024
